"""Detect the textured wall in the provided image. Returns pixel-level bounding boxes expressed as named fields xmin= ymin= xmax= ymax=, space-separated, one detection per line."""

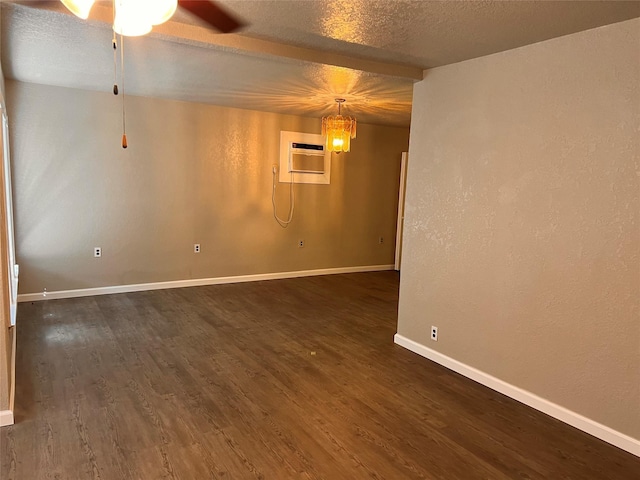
xmin=398 ymin=19 xmax=639 ymax=439
xmin=7 ymin=81 xmax=408 ymax=294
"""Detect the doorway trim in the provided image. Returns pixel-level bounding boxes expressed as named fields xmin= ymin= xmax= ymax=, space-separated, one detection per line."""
xmin=395 ymin=152 xmax=408 ymax=271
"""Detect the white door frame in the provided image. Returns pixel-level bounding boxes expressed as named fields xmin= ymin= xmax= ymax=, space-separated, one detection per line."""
xmin=1 ymin=110 xmax=17 ymax=326
xmin=394 ymin=152 xmax=408 ymax=271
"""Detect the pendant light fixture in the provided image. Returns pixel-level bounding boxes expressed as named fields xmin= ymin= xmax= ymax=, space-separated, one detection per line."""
xmin=321 ymin=99 xmax=356 ymax=154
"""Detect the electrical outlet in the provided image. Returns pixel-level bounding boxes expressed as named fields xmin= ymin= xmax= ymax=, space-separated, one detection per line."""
xmin=298 ymin=239 xmax=304 ymax=248
xmin=194 ymin=244 xmax=201 ymax=253
xmin=94 ymin=247 xmax=101 ymax=258
xmin=379 ymin=236 xmax=384 ymax=244
xmin=431 ymin=326 xmax=438 ymax=341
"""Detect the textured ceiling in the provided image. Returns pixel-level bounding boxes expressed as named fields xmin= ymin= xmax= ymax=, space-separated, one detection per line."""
xmin=1 ymin=1 xmax=639 ymax=127
xmin=211 ymin=0 xmax=640 ymax=69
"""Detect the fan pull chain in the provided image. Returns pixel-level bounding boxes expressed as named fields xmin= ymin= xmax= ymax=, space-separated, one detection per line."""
xmin=120 ymin=33 xmax=127 ymax=149
xmin=112 ymin=33 xmax=118 ymax=95
xmin=112 ymin=2 xmax=118 ymax=95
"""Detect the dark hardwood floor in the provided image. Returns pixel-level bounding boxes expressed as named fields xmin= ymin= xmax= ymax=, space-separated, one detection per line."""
xmin=1 ymin=272 xmax=638 ymax=479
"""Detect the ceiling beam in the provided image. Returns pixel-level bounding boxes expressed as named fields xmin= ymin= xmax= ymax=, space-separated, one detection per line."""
xmin=16 ymin=1 xmax=423 ymax=81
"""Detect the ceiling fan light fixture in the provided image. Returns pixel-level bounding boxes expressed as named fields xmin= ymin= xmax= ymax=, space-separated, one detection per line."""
xmin=113 ymin=16 xmax=152 ymax=37
xmin=322 ymin=99 xmax=357 ymax=154
xmin=61 ymin=0 xmax=243 ymax=36
xmin=60 ymin=0 xmax=95 ymax=20
xmin=113 ymin=0 xmax=152 ymax=37
xmin=112 ymin=0 xmax=178 ymax=37
xmin=148 ymin=0 xmax=178 ymax=26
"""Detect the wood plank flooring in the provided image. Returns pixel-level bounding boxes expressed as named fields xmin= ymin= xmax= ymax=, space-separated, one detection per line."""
xmin=1 ymin=272 xmax=638 ymax=479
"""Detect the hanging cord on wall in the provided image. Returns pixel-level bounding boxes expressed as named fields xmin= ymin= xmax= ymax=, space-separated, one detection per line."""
xmin=272 ymin=165 xmax=294 ymax=228
xmin=120 ymin=33 xmax=127 ymax=148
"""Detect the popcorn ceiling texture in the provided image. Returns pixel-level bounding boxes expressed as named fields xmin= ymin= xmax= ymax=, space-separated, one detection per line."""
xmin=4 ymin=2 xmax=639 ymax=128
xmin=397 ymin=19 xmax=640 ymax=439
xmin=1 ymin=3 xmax=415 ymax=128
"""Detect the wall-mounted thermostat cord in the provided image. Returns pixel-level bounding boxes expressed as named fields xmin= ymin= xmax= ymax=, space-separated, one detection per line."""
xmin=272 ymin=165 xmax=294 ymax=228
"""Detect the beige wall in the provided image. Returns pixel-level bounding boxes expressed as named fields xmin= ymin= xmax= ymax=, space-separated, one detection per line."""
xmin=7 ymin=81 xmax=409 ymax=294
xmin=398 ymin=18 xmax=639 ymax=440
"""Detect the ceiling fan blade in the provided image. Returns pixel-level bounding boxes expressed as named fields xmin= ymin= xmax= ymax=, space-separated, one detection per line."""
xmin=178 ymin=1 xmax=244 ymax=33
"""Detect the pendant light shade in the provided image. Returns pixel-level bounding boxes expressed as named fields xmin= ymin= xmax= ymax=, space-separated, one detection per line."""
xmin=321 ymin=99 xmax=356 ymax=153
xmin=60 ymin=0 xmax=95 ymax=19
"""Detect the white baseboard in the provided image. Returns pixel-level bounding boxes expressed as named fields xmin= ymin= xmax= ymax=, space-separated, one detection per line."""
xmin=394 ymin=334 xmax=640 ymax=457
xmin=1 ymin=328 xmax=16 ymax=428
xmin=0 ymin=410 xmax=14 ymax=427
xmin=18 ymin=264 xmax=395 ymax=302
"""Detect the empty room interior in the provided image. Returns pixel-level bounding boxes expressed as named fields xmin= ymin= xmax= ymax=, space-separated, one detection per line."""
xmin=0 ymin=0 xmax=639 ymax=478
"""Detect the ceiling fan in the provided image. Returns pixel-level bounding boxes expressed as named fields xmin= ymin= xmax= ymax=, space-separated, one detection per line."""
xmin=59 ymin=0 xmax=244 ymax=35
xmin=49 ymin=1 xmax=245 ymax=148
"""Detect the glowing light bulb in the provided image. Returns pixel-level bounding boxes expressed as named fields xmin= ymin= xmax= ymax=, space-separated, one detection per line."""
xmin=113 ymin=0 xmax=177 ymax=37
xmin=63 ymin=0 xmax=177 ymax=36
xmin=113 ymin=0 xmax=152 ymax=37
xmin=60 ymin=0 xmax=95 ymax=19
xmin=147 ymin=0 xmax=178 ymax=25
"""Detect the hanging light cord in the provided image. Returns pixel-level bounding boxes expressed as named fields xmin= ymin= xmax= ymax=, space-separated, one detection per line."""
xmin=272 ymin=166 xmax=294 ymax=228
